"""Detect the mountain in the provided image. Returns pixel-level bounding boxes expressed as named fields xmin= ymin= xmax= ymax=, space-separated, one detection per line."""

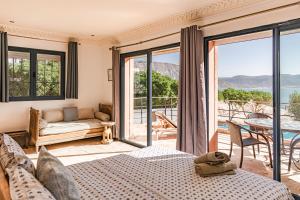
xmin=134 ymin=61 xmax=179 ymax=80
xmin=219 ymin=74 xmax=300 ymax=89
xmin=132 ymin=61 xmax=300 ymax=89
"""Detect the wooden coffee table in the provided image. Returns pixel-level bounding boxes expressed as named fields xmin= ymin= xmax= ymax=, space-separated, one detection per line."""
xmin=100 ymin=121 xmax=115 ymax=144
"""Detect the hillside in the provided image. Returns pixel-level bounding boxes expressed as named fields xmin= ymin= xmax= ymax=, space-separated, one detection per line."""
xmin=135 ymin=60 xmax=179 ymax=80
xmin=219 ymin=74 xmax=300 ymax=89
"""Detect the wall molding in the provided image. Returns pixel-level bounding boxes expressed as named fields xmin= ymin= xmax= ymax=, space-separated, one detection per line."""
xmin=104 ymin=0 xmax=298 ymax=46
xmin=103 ymin=0 xmax=264 ymax=45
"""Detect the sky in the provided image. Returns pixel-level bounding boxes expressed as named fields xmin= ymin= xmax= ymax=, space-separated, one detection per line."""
xmin=135 ymin=31 xmax=300 ymax=77
xmin=152 ymin=52 xmax=179 ymax=65
xmin=218 ymin=32 xmax=300 ymax=77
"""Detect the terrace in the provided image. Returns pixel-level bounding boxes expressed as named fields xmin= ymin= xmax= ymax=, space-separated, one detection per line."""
xmin=127 ymin=96 xmax=300 ymax=194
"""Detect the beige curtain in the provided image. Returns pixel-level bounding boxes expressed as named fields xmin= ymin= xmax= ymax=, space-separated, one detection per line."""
xmin=0 ymin=32 xmax=8 ymax=102
xmin=176 ymin=25 xmax=207 ymax=155
xmin=112 ymin=47 xmax=120 ymax=139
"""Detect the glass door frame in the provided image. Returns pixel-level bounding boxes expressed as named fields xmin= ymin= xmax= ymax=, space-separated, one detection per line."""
xmin=204 ymin=18 xmax=300 ymax=182
xmin=120 ymin=43 xmax=180 ymax=148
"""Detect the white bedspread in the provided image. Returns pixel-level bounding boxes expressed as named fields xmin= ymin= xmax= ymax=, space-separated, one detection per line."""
xmin=67 ymin=146 xmax=294 ymax=200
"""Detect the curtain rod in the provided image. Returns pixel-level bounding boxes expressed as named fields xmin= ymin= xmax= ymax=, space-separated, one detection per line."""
xmin=110 ymin=1 xmax=300 ymax=51
xmin=8 ymin=34 xmax=81 ymax=45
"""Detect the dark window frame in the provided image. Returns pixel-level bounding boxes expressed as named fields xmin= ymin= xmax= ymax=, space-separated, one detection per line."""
xmin=120 ymin=42 xmax=180 ymax=148
xmin=8 ymin=46 xmax=66 ymax=101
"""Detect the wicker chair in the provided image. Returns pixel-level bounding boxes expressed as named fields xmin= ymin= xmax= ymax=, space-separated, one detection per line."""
xmin=226 ymin=120 xmax=273 ymax=168
xmin=288 ymin=136 xmax=300 ymax=171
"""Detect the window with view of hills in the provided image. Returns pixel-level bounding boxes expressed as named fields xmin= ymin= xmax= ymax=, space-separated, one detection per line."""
xmin=8 ymin=47 xmax=65 ymax=101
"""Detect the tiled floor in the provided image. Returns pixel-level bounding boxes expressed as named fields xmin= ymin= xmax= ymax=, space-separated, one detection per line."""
xmin=24 ymin=138 xmax=139 ymax=166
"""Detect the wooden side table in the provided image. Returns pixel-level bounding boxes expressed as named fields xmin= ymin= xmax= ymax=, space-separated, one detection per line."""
xmin=100 ymin=121 xmax=115 ymax=144
xmin=2 ymin=130 xmax=30 ymax=148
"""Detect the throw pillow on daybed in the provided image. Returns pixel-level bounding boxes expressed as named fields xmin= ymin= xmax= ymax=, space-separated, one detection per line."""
xmin=95 ymin=111 xmax=110 ymax=121
xmin=43 ymin=109 xmax=64 ymax=123
xmin=63 ymin=107 xmax=79 ymax=122
xmin=78 ymin=108 xmax=94 ymax=120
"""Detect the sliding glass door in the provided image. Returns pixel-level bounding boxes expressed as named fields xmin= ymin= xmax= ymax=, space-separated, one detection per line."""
xmin=207 ymin=31 xmax=274 ymax=179
xmin=205 ymin=19 xmax=300 ymax=195
xmin=122 ymin=54 xmax=149 ymax=146
xmin=279 ymin=25 xmax=300 ymax=194
xmin=120 ymin=44 xmax=180 ymax=148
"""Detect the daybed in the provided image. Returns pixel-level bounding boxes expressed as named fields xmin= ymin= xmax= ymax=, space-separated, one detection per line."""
xmin=29 ymin=104 xmax=113 ymax=152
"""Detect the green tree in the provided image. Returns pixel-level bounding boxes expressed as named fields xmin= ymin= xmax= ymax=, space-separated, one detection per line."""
xmin=289 ymin=92 xmax=300 ymax=120
xmin=219 ymin=88 xmax=272 ymax=119
xmin=133 ymin=71 xmax=178 ymax=108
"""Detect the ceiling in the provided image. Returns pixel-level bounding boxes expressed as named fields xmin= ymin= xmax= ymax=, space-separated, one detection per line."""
xmin=0 ymin=0 xmax=222 ymax=40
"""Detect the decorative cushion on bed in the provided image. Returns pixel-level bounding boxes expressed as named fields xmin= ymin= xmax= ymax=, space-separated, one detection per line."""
xmin=78 ymin=108 xmax=94 ymax=120
xmin=37 ymin=147 xmax=80 ymax=200
xmin=0 ymin=134 xmax=35 ymax=176
xmin=43 ymin=109 xmax=64 ymax=123
xmin=6 ymin=166 xmax=56 ymax=200
xmin=95 ymin=111 xmax=110 ymax=121
xmin=63 ymin=107 xmax=78 ymax=122
xmin=39 ymin=119 xmax=103 ymax=136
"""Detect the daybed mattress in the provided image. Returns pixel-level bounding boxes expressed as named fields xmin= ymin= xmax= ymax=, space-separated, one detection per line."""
xmin=40 ymin=119 xmax=103 ymax=136
xmin=67 ymin=146 xmax=293 ymax=200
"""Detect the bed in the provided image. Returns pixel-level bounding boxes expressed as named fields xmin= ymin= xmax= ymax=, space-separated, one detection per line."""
xmin=0 ymin=146 xmax=294 ymax=200
xmin=68 ymin=146 xmax=293 ymax=200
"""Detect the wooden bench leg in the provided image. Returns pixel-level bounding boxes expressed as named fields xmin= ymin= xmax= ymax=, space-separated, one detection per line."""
xmin=35 ymin=146 xmax=40 ymax=153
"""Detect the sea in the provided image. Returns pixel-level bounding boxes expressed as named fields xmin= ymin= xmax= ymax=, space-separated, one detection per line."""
xmin=234 ymin=87 xmax=300 ymax=105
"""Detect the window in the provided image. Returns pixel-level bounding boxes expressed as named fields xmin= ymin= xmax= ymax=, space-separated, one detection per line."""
xmin=8 ymin=47 xmax=65 ymax=101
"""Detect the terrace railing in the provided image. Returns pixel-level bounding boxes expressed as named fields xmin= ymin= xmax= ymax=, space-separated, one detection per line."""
xmin=133 ymin=97 xmax=178 ymax=124
xmin=218 ymin=100 xmax=294 ymax=122
xmin=132 ymin=98 xmax=296 ymax=125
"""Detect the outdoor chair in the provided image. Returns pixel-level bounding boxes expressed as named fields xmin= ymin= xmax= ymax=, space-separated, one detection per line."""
xmin=247 ymin=113 xmax=272 ymax=153
xmin=288 ymin=135 xmax=300 ymax=171
xmin=226 ymin=120 xmax=273 ymax=168
xmin=152 ymin=111 xmax=177 ymax=140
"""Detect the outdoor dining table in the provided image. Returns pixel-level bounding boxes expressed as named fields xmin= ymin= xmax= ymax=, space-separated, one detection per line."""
xmin=244 ymin=118 xmax=300 ymax=154
xmin=244 ymin=118 xmax=300 ymax=134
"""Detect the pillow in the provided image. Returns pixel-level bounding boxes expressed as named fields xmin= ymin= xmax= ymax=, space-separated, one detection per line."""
xmin=78 ymin=108 xmax=94 ymax=120
xmin=37 ymin=147 xmax=80 ymax=200
xmin=39 ymin=118 xmax=48 ymax=130
xmin=63 ymin=107 xmax=78 ymax=122
xmin=0 ymin=134 xmax=35 ymax=176
xmin=6 ymin=166 xmax=56 ymax=200
xmin=95 ymin=111 xmax=110 ymax=121
xmin=43 ymin=109 xmax=64 ymax=123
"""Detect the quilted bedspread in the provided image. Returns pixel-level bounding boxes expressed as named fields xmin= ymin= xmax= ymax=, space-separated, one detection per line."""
xmin=68 ymin=146 xmax=294 ymax=200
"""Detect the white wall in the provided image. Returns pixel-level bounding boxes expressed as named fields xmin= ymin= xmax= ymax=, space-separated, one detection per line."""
xmin=1 ymin=1 xmax=298 ymax=132
xmin=0 ymin=36 xmax=111 ymax=132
